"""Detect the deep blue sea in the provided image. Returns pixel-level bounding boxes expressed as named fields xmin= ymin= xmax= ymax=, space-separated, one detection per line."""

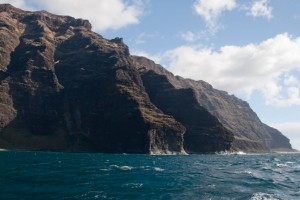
xmin=0 ymin=151 xmax=299 ymax=200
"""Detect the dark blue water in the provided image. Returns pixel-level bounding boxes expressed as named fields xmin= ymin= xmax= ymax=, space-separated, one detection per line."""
xmin=0 ymin=151 xmax=299 ymax=200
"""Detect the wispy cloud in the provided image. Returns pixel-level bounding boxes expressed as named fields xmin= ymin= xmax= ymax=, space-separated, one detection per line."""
xmin=179 ymin=30 xmax=215 ymax=42
xmin=180 ymin=31 xmax=200 ymax=42
xmin=193 ymin=0 xmax=236 ymax=33
xmin=0 ymin=0 xmax=144 ymax=32
xmin=163 ymin=33 xmax=300 ymax=107
xmin=134 ymin=32 xmax=158 ymax=45
xmin=247 ymin=0 xmax=273 ymax=19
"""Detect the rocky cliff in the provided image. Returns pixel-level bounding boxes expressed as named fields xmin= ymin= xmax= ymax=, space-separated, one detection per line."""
xmin=0 ymin=4 xmax=292 ymax=153
xmin=132 ymin=56 xmax=292 ymax=152
xmin=0 ymin=4 xmax=187 ymax=154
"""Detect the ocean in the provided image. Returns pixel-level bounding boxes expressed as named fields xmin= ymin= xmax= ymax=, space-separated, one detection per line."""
xmin=0 ymin=150 xmax=299 ymax=200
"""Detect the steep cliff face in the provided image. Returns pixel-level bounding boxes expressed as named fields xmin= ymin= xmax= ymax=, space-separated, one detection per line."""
xmin=0 ymin=4 xmax=292 ymax=153
xmin=139 ymin=70 xmax=233 ymax=153
xmin=0 ymin=4 xmax=186 ymax=154
xmin=132 ymin=56 xmax=292 ymax=152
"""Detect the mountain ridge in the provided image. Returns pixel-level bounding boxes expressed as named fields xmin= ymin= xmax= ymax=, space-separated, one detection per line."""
xmin=0 ymin=4 xmax=293 ymax=153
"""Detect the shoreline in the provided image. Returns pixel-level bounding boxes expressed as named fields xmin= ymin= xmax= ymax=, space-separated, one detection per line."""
xmin=0 ymin=148 xmax=299 ymax=155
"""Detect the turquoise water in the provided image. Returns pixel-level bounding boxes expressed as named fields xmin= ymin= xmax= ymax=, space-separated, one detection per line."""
xmin=0 ymin=151 xmax=299 ymax=200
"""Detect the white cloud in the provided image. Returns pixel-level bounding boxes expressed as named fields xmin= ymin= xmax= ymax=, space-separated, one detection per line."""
xmin=248 ymin=0 xmax=273 ymax=19
xmin=193 ymin=0 xmax=236 ymax=32
xmin=0 ymin=0 xmax=143 ymax=31
xmin=163 ymin=33 xmax=300 ymax=107
xmin=271 ymin=122 xmax=300 ymax=151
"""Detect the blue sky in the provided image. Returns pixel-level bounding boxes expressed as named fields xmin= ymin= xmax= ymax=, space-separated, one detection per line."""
xmin=1 ymin=0 xmax=300 ymax=150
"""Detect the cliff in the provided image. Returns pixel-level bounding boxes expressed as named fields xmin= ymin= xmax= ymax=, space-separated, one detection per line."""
xmin=132 ymin=56 xmax=292 ymax=152
xmin=0 ymin=4 xmax=186 ymax=154
xmin=0 ymin=4 xmax=293 ymax=153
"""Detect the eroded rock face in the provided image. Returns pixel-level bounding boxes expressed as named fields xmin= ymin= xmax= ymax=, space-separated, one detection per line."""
xmin=132 ymin=56 xmax=292 ymax=152
xmin=0 ymin=4 xmax=186 ymax=154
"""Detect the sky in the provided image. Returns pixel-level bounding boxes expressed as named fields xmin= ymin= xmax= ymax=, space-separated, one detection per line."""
xmin=1 ymin=0 xmax=300 ymax=150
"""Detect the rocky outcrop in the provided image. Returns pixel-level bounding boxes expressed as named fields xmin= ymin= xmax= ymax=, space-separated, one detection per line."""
xmin=132 ymin=56 xmax=292 ymax=152
xmin=0 ymin=4 xmax=292 ymax=153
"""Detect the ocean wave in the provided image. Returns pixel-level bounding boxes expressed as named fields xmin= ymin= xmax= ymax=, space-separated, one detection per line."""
xmin=276 ymin=163 xmax=288 ymax=168
xmin=110 ymin=165 xmax=133 ymax=171
xmin=99 ymin=168 xmax=111 ymax=172
xmin=251 ymin=192 xmax=279 ymax=200
xmin=272 ymin=158 xmax=281 ymax=162
xmin=124 ymin=183 xmax=143 ymax=188
xmin=108 ymin=165 xmax=165 ymax=172
xmin=153 ymin=167 xmax=164 ymax=172
xmin=244 ymin=170 xmax=253 ymax=175
xmin=149 ymin=149 xmax=188 ymax=155
xmin=286 ymin=161 xmax=296 ymax=164
xmin=216 ymin=151 xmax=246 ymax=155
xmin=106 ymin=165 xmax=165 ymax=172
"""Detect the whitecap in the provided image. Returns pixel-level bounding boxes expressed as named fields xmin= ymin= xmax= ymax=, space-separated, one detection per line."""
xmin=153 ymin=167 xmax=165 ymax=172
xmin=276 ymin=163 xmax=287 ymax=167
xmin=251 ymin=192 xmax=279 ymax=200
xmin=99 ymin=168 xmax=111 ymax=172
xmin=125 ymin=183 xmax=143 ymax=188
xmin=119 ymin=166 xmax=133 ymax=171
xmin=236 ymin=151 xmax=246 ymax=155
xmin=216 ymin=150 xmax=246 ymax=155
xmin=286 ymin=161 xmax=295 ymax=164
xmin=110 ymin=165 xmax=133 ymax=171
xmin=262 ymin=166 xmax=271 ymax=171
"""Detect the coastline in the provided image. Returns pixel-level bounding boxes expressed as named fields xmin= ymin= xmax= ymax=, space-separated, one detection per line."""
xmin=1 ymin=148 xmax=299 ymax=155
